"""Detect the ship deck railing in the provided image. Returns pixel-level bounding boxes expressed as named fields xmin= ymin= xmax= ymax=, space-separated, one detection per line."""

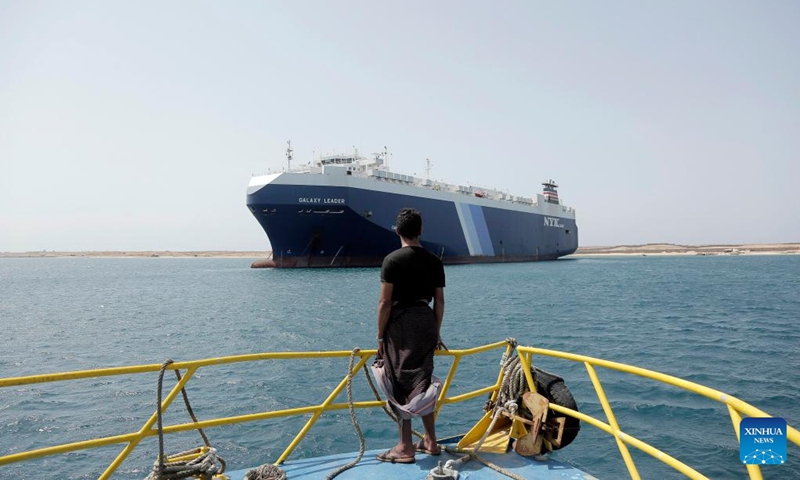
xmin=1 ymin=340 xmax=797 ymax=479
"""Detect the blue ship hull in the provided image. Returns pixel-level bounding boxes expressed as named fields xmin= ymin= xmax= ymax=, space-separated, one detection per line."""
xmin=246 ymin=178 xmax=578 ymax=268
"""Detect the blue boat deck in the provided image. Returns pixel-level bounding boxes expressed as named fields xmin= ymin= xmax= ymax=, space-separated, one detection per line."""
xmin=227 ymin=447 xmax=598 ymax=479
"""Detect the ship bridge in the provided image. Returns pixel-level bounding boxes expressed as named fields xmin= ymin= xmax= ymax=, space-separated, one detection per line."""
xmin=318 ymin=155 xmax=359 ymax=166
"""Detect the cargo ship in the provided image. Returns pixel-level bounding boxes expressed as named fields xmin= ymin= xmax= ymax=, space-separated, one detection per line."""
xmin=246 ymin=144 xmax=578 ymax=268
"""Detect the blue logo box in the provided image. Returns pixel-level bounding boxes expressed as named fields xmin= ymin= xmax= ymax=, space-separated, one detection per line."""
xmin=740 ymin=417 xmax=787 ymax=465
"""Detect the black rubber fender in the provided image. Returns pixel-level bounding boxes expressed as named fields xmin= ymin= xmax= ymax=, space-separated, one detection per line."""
xmin=531 ymin=366 xmax=581 ymax=450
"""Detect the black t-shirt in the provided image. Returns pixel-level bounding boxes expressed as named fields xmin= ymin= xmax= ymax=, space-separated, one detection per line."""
xmin=380 ymin=246 xmax=446 ymax=304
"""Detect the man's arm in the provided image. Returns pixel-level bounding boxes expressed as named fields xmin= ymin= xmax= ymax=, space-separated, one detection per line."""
xmin=433 ymin=286 xmax=445 ymax=347
xmin=377 ymin=282 xmax=393 ymax=355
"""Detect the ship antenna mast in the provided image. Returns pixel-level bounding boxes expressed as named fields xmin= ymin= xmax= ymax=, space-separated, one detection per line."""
xmin=286 ymin=140 xmax=293 ymax=171
xmin=426 ymin=158 xmax=433 ymax=180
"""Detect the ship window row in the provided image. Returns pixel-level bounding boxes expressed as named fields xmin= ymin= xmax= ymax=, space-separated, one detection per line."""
xmin=320 ymin=157 xmax=356 ymax=165
xmin=297 ymin=209 xmax=345 ymax=215
xmin=254 ymin=207 xmax=347 ymax=216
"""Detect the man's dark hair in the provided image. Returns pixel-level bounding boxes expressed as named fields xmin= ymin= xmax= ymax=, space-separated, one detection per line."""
xmin=395 ymin=208 xmax=422 ymax=239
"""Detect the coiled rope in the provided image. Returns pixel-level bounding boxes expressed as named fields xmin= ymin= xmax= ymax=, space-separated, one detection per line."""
xmin=242 ymin=464 xmax=286 ymax=480
xmin=493 ymin=339 xmax=528 ymax=411
xmin=145 ymin=359 xmax=226 ymax=480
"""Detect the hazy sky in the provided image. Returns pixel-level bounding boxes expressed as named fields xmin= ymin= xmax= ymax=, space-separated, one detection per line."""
xmin=2 ymin=1 xmax=798 ymax=251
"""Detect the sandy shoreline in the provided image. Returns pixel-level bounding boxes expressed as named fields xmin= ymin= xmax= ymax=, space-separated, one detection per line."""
xmin=1 ymin=243 xmax=799 ymax=258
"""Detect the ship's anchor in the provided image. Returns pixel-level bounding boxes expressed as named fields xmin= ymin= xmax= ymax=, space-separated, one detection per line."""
xmin=457 ymin=341 xmax=578 ymax=457
xmin=512 ymin=391 xmax=567 ymax=456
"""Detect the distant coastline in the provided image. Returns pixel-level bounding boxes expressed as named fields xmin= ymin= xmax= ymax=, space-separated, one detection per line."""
xmin=1 ymin=243 xmax=799 ymax=258
xmin=0 ymin=251 xmax=267 ymax=258
xmin=574 ymin=243 xmax=800 ymax=256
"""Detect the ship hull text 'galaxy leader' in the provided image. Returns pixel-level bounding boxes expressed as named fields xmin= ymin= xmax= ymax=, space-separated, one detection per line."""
xmin=246 ymin=145 xmax=578 ymax=268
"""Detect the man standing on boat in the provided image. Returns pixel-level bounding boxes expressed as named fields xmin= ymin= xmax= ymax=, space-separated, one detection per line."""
xmin=375 ymin=207 xmax=446 ymax=464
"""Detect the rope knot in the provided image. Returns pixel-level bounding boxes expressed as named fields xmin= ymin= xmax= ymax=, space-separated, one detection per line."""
xmin=244 ymin=463 xmax=287 ymax=480
xmin=504 ymin=401 xmax=518 ymax=417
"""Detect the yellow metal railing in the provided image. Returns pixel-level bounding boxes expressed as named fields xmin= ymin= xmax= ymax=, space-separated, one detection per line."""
xmin=516 ymin=346 xmax=800 ymax=480
xmin=0 ymin=341 xmax=510 ymax=478
xmin=1 ymin=340 xmax=797 ymax=479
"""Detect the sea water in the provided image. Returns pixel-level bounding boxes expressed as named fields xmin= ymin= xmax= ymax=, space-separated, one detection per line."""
xmin=1 ymin=255 xmax=798 ymax=479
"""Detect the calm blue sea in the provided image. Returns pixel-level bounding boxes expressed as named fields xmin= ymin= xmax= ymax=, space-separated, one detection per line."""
xmin=1 ymin=255 xmax=798 ymax=479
